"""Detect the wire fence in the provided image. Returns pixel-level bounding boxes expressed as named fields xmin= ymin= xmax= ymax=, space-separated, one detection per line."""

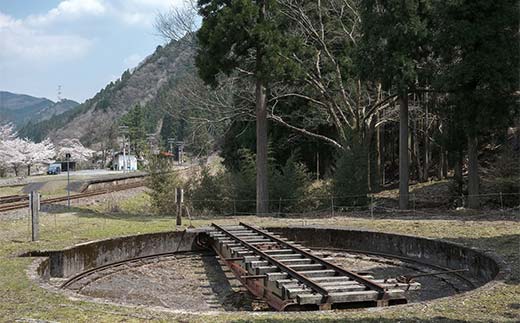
xmin=182 ymin=191 xmax=520 ymax=218
xmin=3 ymin=188 xmax=518 ymax=244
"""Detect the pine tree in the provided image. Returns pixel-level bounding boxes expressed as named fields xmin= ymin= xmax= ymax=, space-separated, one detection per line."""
xmin=196 ymin=0 xmax=291 ymax=214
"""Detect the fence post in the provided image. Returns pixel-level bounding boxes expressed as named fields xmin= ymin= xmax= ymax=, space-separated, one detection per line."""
xmin=233 ymin=200 xmax=236 ymax=216
xmin=331 ymin=197 xmax=335 ymax=217
xmin=499 ymin=192 xmax=504 ymax=210
xmin=370 ymin=195 xmax=374 ymax=219
xmin=412 ymin=193 xmax=416 ymax=216
xmin=29 ymin=191 xmax=40 ymax=241
xmin=278 ymin=198 xmax=282 ymax=216
xmin=176 ymin=188 xmax=183 ymax=226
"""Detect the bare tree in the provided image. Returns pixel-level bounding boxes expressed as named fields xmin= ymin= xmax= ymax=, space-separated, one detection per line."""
xmin=154 ymin=0 xmax=198 ymax=45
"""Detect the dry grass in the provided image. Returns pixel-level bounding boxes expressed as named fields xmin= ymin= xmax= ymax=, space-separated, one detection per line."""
xmin=0 ymin=193 xmax=518 ymax=322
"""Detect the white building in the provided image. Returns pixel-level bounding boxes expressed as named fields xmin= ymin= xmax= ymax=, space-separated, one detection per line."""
xmin=113 ymin=153 xmax=138 ymax=171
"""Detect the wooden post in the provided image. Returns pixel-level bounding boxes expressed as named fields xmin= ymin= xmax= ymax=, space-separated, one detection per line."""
xmin=331 ymin=197 xmax=335 ymax=217
xmin=278 ymin=197 xmax=282 ymax=216
xmin=370 ymin=195 xmax=374 ymax=219
xmin=176 ymin=188 xmax=183 ymax=226
xmin=30 ymin=191 xmax=40 ymax=241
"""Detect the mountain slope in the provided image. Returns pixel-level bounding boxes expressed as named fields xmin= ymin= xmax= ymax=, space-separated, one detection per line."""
xmin=0 ymin=91 xmax=78 ymax=127
xmin=19 ymin=39 xmax=196 ymax=146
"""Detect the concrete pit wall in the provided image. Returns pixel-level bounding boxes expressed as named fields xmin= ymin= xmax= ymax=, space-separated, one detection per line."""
xmin=271 ymin=226 xmax=503 ymax=284
xmin=33 ymin=229 xmax=206 ymax=279
xmin=32 ymin=226 xmax=503 ymax=288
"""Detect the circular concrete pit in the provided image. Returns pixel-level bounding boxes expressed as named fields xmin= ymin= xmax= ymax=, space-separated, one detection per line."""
xmin=27 ymin=226 xmax=505 ymax=313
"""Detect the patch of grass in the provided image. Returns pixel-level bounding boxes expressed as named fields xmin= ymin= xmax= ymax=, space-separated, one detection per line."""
xmin=0 ymin=185 xmax=23 ymax=197
xmin=0 ymin=197 xmax=518 ymax=322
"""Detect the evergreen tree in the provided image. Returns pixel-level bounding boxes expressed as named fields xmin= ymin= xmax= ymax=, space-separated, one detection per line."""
xmin=434 ymin=0 xmax=519 ymax=208
xmin=121 ymin=105 xmax=146 ymax=157
xmin=358 ymin=0 xmax=433 ymax=209
xmin=196 ymin=0 xmax=292 ymax=214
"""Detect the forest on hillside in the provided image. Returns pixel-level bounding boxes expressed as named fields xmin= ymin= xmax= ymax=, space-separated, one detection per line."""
xmin=143 ymin=0 xmax=518 ymax=214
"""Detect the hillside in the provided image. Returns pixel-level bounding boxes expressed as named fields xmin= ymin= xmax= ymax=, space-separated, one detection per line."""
xmin=19 ymin=39 xmax=196 ymax=146
xmin=0 ymin=91 xmax=78 ymax=127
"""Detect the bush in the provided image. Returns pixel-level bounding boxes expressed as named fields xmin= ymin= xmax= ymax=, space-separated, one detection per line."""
xmin=230 ymin=149 xmax=257 ymax=213
xmin=270 ymin=154 xmax=311 ymax=213
xmin=333 ymin=143 xmax=369 ymax=208
xmin=146 ymin=155 xmax=182 ymax=215
xmin=187 ymin=150 xmax=315 ymax=215
xmin=189 ymin=166 xmax=232 ymax=214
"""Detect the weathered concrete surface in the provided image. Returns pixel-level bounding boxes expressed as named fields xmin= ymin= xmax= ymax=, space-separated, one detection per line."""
xmin=270 ymin=226 xmax=503 ymax=284
xmin=82 ymin=173 xmax=147 ymax=192
xmin=30 ymin=226 xmax=503 ymax=290
xmin=32 ymin=229 xmax=206 ymax=278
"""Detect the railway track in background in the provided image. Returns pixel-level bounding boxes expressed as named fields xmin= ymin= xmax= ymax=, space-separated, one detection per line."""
xmin=0 ymin=194 xmax=28 ymax=204
xmin=207 ymin=223 xmax=420 ymax=311
xmin=0 ymin=181 xmax=145 ymax=213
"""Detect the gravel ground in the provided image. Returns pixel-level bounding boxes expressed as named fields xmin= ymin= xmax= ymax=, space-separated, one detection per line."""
xmin=64 ymin=253 xmax=258 ymax=312
xmin=60 ymin=248 xmax=474 ymax=312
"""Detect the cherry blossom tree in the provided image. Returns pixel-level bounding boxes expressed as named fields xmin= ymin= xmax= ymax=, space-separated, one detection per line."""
xmin=19 ymin=138 xmax=56 ymax=175
xmin=0 ymin=124 xmax=22 ymax=175
xmin=56 ymin=138 xmax=95 ymax=162
xmin=0 ymin=124 xmax=56 ymax=176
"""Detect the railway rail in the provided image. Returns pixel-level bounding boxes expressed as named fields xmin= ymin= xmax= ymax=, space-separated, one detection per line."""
xmin=0 ymin=181 xmax=145 ymax=213
xmin=206 ymin=223 xmax=420 ymax=311
xmin=0 ymin=194 xmax=28 ymax=204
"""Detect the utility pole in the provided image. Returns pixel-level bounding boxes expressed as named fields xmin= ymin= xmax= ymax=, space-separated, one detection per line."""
xmin=66 ymin=153 xmax=71 ymax=208
xmin=119 ymin=126 xmax=129 ymax=172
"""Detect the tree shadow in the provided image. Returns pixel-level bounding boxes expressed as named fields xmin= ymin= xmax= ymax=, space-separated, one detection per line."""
xmin=200 ymin=254 xmax=258 ymax=311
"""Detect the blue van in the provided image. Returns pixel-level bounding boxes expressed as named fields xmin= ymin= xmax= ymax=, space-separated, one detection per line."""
xmin=47 ymin=164 xmax=62 ymax=175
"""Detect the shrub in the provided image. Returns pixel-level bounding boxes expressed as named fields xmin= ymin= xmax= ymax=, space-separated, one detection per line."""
xmin=333 ymin=143 xmax=369 ymax=208
xmin=189 ymin=166 xmax=232 ymax=215
xmin=270 ymin=154 xmax=311 ymax=213
xmin=146 ymin=155 xmax=182 ymax=215
xmin=230 ymin=149 xmax=257 ymax=213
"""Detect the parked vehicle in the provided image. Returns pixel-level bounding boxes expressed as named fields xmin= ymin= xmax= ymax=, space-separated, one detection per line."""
xmin=47 ymin=164 xmax=62 ymax=175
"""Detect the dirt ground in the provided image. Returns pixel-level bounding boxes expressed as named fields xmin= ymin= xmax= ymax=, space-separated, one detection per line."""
xmin=60 ymin=247 xmax=475 ymax=312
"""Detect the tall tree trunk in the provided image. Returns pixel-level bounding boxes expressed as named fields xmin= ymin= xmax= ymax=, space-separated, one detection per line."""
xmin=424 ymin=94 xmax=430 ymax=181
xmin=467 ymin=135 xmax=479 ymax=208
xmin=454 ymin=151 xmax=463 ymax=195
xmin=255 ymin=79 xmax=269 ymax=214
xmin=255 ymin=0 xmax=268 ymax=215
xmin=438 ymin=146 xmax=445 ymax=179
xmin=376 ymin=116 xmax=383 ymax=188
xmin=442 ymin=150 xmax=448 ymax=178
xmin=413 ymin=117 xmax=423 ymax=181
xmin=399 ymin=92 xmax=409 ymax=209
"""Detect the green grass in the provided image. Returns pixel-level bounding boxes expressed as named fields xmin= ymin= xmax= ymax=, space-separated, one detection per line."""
xmin=0 ymin=198 xmax=518 ymax=322
xmin=0 ymin=185 xmax=23 ymax=197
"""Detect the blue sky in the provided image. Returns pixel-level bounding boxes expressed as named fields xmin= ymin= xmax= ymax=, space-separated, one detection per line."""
xmin=0 ymin=0 xmax=184 ymax=103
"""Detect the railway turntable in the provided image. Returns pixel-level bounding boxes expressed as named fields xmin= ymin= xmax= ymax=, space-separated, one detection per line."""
xmin=206 ymin=223 xmax=421 ymax=311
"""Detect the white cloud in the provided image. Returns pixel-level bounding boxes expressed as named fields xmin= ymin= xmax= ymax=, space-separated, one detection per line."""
xmin=0 ymin=12 xmax=91 ymax=62
xmin=26 ymin=0 xmax=106 ymax=26
xmin=112 ymin=0 xmax=186 ymax=26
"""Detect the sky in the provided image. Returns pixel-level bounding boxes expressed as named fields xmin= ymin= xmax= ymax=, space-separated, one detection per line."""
xmin=0 ymin=0 xmax=184 ymax=103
